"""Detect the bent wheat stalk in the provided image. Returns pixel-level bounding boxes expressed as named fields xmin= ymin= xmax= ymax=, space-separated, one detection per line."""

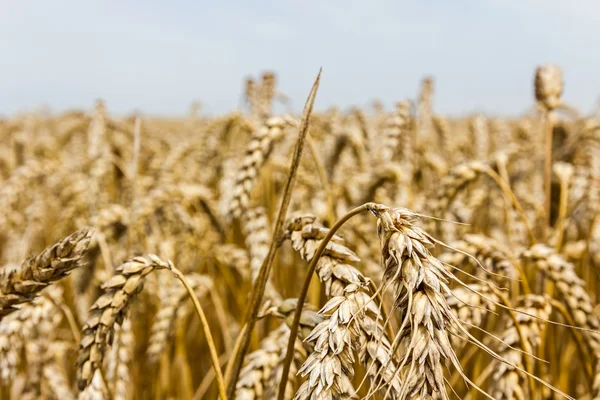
xmin=149 ymin=255 xmax=227 ymax=400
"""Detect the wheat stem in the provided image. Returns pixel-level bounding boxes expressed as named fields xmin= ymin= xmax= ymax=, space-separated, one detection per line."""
xmin=548 ymin=299 xmax=593 ymax=387
xmin=225 ymin=69 xmax=321 ymax=398
xmin=163 ymin=262 xmax=227 ymax=400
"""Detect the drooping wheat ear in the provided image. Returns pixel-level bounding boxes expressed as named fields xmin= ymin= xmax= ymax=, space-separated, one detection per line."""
xmin=285 ymin=215 xmax=401 ymax=399
xmin=158 ymin=142 xmax=197 ymax=184
xmin=236 ymin=302 xmax=321 ymax=400
xmin=490 ymin=295 xmax=551 ymax=400
xmin=371 ymin=205 xmax=468 ymax=400
xmin=446 ymin=283 xmax=498 ymax=348
xmin=440 ymin=233 xmax=519 ymax=285
xmin=356 ymin=163 xmax=404 ymax=204
xmin=523 ymin=244 xmax=600 ymax=339
xmin=325 ymin=133 xmax=352 ymax=179
xmin=0 ymin=228 xmax=93 ymax=319
xmin=522 ymin=244 xmax=600 ymax=394
xmin=77 ymin=256 xmax=165 ymax=391
xmin=105 ymin=318 xmax=133 ymax=400
xmin=147 ymin=273 xmax=213 ymax=361
xmin=228 ymin=116 xmax=295 ymax=220
xmin=131 ymin=184 xmax=219 ymax=237
xmin=242 ymin=207 xmax=271 ymax=281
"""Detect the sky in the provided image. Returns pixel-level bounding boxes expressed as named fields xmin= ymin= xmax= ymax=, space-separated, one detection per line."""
xmin=1 ymin=1 xmax=599 ymax=117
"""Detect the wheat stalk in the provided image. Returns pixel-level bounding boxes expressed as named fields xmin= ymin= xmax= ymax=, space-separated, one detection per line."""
xmin=147 ymin=273 xmax=213 ymax=361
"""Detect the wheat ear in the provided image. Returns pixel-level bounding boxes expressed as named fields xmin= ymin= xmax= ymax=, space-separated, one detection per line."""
xmin=228 ymin=117 xmax=295 ymax=220
xmin=0 ymin=228 xmax=93 ymax=319
xmin=285 ymin=215 xmax=401 ymax=399
xmin=76 ymin=256 xmax=164 ymax=391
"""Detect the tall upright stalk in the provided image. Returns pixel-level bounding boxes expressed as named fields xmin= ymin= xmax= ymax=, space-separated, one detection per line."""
xmin=225 ymin=70 xmax=322 ymax=398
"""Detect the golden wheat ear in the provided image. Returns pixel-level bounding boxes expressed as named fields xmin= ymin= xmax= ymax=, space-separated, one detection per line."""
xmin=0 ymin=228 xmax=94 ymax=320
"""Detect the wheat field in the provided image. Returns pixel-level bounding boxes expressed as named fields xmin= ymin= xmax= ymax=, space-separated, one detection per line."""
xmin=0 ymin=67 xmax=599 ymax=400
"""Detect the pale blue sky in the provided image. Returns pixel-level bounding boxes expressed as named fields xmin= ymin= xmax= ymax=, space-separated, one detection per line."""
xmin=1 ymin=1 xmax=599 ymax=116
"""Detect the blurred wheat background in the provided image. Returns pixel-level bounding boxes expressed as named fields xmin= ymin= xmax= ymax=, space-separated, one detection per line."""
xmin=2 ymin=2 xmax=600 ymax=400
